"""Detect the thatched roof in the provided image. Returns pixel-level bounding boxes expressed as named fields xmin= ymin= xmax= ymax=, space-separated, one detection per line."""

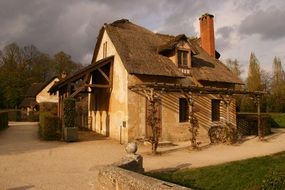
xmin=19 ymin=98 xmax=37 ymax=108
xmin=157 ymin=34 xmax=198 ymax=55
xmin=24 ymin=83 xmax=45 ymax=97
xmin=93 ymin=19 xmax=184 ymax=78
xmin=93 ymin=19 xmax=242 ymax=84
xmin=190 ymin=41 xmax=241 ymax=84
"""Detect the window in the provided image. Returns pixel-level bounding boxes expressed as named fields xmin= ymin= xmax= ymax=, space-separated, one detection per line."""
xmin=179 ymin=98 xmax=189 ymax=122
xmin=103 ymin=42 xmax=107 ymax=58
xmin=177 ymin=50 xmax=188 ymax=67
xmin=211 ymin=99 xmax=220 ymax=121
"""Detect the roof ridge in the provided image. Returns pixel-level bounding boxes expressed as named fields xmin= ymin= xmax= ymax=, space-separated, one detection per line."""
xmin=110 ymin=19 xmax=130 ymax=26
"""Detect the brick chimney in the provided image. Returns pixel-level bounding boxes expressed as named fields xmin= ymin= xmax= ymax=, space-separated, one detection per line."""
xmin=199 ymin=13 xmax=215 ymax=57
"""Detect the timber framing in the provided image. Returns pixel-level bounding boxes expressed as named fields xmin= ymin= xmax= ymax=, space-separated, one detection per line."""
xmin=49 ymin=56 xmax=114 ymax=97
xmin=49 ymin=56 xmax=114 ymax=122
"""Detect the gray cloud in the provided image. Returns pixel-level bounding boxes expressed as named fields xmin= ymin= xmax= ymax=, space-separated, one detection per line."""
xmin=0 ymin=0 xmax=284 ymax=70
xmin=215 ymin=26 xmax=235 ymax=51
xmin=0 ymin=0 xmax=171 ymax=63
xmin=239 ymin=7 xmax=285 ymax=40
xmin=234 ymin=0 xmax=263 ymax=10
xmin=217 ymin=26 xmax=234 ymax=39
xmin=0 ymin=0 xmax=233 ymax=63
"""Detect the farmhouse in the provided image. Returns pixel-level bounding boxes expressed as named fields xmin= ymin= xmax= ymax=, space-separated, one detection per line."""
xmin=20 ymin=77 xmax=59 ymax=115
xmin=50 ymin=14 xmax=251 ymax=144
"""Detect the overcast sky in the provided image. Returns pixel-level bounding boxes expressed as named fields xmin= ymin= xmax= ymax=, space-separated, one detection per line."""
xmin=0 ymin=0 xmax=284 ymax=77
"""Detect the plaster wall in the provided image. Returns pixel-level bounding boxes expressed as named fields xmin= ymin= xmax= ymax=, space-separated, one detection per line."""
xmin=127 ymin=75 xmax=237 ymax=143
xmin=89 ymin=29 xmax=129 ymax=143
xmin=36 ymin=78 xmax=59 ymax=103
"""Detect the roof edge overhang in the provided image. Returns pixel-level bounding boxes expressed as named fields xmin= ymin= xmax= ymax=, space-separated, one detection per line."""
xmin=198 ymin=79 xmax=244 ymax=85
xmin=49 ymin=56 xmax=114 ymax=93
xmin=129 ymin=72 xmax=185 ymax=78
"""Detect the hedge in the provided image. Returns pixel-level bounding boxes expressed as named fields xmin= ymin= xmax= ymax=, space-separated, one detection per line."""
xmin=39 ymin=112 xmax=60 ymax=140
xmin=64 ymin=98 xmax=76 ymax=128
xmin=39 ymin=102 xmax=58 ymax=115
xmin=0 ymin=111 xmax=8 ymax=130
xmin=8 ymin=110 xmax=21 ymax=121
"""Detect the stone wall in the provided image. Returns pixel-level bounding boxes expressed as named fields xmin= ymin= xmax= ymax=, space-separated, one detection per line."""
xmin=96 ymin=147 xmax=191 ymax=190
xmin=96 ymin=166 xmax=191 ymax=190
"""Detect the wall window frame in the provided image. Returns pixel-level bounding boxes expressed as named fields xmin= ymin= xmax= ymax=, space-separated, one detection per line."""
xmin=177 ymin=49 xmax=189 ymax=68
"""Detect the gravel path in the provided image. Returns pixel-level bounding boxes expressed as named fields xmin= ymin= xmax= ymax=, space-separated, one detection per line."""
xmin=1 ymin=122 xmax=285 ymax=189
xmin=142 ymin=128 xmax=285 ymax=172
xmin=0 ymin=122 xmax=125 ymax=190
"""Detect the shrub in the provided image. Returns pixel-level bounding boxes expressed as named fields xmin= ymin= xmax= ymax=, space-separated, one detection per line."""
xmin=39 ymin=102 xmax=58 ymax=116
xmin=208 ymin=123 xmax=239 ymax=144
xmin=42 ymin=115 xmax=59 ymax=140
xmin=39 ymin=112 xmax=60 ymax=140
xmin=261 ymin=171 xmax=285 ymax=190
xmin=39 ymin=112 xmax=48 ymax=137
xmin=0 ymin=111 xmax=8 ymax=130
xmin=64 ymin=98 xmax=76 ymax=128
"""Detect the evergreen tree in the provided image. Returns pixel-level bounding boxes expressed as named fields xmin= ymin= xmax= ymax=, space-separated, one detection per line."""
xmin=269 ymin=56 xmax=285 ymax=112
xmin=241 ymin=53 xmax=263 ymax=112
xmin=247 ymin=53 xmax=262 ymax=91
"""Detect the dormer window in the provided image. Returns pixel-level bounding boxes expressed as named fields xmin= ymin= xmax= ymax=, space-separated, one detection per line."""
xmin=177 ymin=50 xmax=188 ymax=67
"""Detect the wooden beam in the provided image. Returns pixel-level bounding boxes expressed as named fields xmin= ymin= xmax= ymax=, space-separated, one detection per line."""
xmin=87 ymin=84 xmax=110 ymax=88
xmin=83 ymin=73 xmax=91 ymax=84
xmin=109 ymin=62 xmax=113 ymax=88
xmin=79 ymin=91 xmax=92 ymax=94
xmin=67 ymin=82 xmax=71 ymax=97
xmin=98 ymin=68 xmax=110 ymax=83
xmin=70 ymin=85 xmax=86 ymax=98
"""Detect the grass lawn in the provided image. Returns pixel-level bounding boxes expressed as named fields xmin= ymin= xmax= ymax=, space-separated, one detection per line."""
xmin=269 ymin=113 xmax=285 ymax=128
xmin=147 ymin=151 xmax=285 ymax=190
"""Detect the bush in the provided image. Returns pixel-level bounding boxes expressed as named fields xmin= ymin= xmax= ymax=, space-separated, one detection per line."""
xmin=0 ymin=111 xmax=8 ymax=130
xmin=208 ymin=123 xmax=239 ymax=144
xmin=64 ymin=98 xmax=76 ymax=128
xmin=261 ymin=171 xmax=285 ymax=190
xmin=39 ymin=112 xmax=60 ymax=140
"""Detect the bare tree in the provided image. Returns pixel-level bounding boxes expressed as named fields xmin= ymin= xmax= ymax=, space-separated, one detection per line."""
xmin=225 ymin=58 xmax=242 ymax=78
